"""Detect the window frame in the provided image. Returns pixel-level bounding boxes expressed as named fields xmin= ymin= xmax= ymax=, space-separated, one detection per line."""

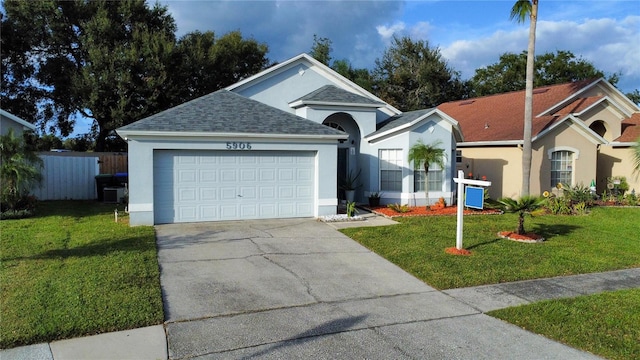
xmin=379 ymin=149 xmax=403 ymax=192
xmin=413 ymin=162 xmax=444 ymax=192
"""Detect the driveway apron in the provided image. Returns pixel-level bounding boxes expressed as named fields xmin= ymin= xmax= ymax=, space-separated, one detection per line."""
xmin=156 ymin=219 xmax=600 ymax=360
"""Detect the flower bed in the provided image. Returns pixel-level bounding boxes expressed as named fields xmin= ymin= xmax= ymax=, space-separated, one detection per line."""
xmin=370 ymin=205 xmax=501 ymax=218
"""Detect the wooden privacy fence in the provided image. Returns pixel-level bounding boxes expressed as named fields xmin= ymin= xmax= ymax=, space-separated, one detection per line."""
xmin=32 ymin=152 xmax=128 ymax=200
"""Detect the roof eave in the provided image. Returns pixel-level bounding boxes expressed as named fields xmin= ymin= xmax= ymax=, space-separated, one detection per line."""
xmin=0 ymin=109 xmax=37 ymax=130
xmin=365 ymin=109 xmax=463 ymax=142
xmin=533 ymin=115 xmax=606 ymax=145
xmin=116 ymin=129 xmax=348 ymax=141
xmin=289 ymin=100 xmax=383 ymax=109
xmin=457 ymin=140 xmax=523 ymax=147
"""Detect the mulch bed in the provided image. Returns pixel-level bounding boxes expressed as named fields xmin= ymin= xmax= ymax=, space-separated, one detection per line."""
xmin=497 ymin=231 xmax=545 ymax=243
xmin=369 ymin=205 xmax=501 ymax=218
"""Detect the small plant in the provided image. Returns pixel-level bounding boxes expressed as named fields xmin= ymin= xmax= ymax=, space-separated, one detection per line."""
xmin=496 ymin=195 xmax=546 ymax=235
xmin=431 ymin=197 xmax=446 ymax=210
xmin=572 ymin=201 xmax=588 ymax=215
xmin=346 ymin=201 xmax=358 ymax=217
xmin=340 ymin=169 xmax=362 ymax=190
xmin=368 ymin=191 xmax=382 ymax=207
xmin=387 ymin=203 xmax=410 ymax=213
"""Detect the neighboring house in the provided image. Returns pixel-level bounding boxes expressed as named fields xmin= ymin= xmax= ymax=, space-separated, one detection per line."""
xmin=0 ymin=109 xmax=36 ymax=136
xmin=438 ymin=78 xmax=640 ymax=199
xmin=118 ymin=54 xmax=462 ymax=225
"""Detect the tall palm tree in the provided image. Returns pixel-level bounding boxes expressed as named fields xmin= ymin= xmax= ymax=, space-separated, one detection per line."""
xmin=408 ymin=139 xmax=446 ymax=208
xmin=511 ymin=0 xmax=539 ymax=196
xmin=633 ymin=137 xmax=640 ymax=178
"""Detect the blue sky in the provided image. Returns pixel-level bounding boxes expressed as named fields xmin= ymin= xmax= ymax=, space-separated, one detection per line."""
xmin=161 ymin=0 xmax=639 ymax=92
xmin=75 ymin=0 xmax=640 ymax=136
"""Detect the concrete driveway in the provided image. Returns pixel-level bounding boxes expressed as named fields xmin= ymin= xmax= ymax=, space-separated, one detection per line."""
xmin=156 ymin=218 xmax=599 ymax=359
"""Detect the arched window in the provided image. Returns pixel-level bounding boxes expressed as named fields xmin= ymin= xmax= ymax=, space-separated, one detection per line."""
xmin=589 ymin=121 xmax=607 ymax=139
xmin=550 ymin=151 xmax=573 ymax=187
xmin=324 ymin=121 xmax=345 ymax=132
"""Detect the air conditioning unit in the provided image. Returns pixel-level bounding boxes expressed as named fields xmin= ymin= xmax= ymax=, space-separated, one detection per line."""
xmin=104 ymin=187 xmax=125 ymax=203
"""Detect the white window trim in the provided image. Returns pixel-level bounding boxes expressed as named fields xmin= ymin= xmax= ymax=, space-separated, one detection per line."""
xmin=549 ymin=148 xmax=576 ymax=187
xmin=547 ymin=146 xmax=580 ymax=160
xmin=379 ymin=149 xmax=403 ymax=192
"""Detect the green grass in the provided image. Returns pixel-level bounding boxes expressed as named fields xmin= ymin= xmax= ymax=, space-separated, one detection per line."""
xmin=341 ymin=207 xmax=640 ymax=289
xmin=489 ymin=289 xmax=640 ymax=360
xmin=0 ymin=201 xmax=163 ymax=349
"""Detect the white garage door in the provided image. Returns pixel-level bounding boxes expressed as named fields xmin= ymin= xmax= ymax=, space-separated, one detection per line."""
xmin=153 ymin=150 xmax=316 ymax=224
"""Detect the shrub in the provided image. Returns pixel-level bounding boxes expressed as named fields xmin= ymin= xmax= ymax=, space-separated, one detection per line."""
xmin=387 ymin=203 xmax=410 ymax=213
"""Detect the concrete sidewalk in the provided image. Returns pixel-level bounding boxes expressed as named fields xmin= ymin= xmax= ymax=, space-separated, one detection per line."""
xmin=1 ymin=214 xmax=638 ymax=359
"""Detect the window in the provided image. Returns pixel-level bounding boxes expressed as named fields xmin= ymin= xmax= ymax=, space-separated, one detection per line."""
xmin=455 ymin=150 xmax=462 ymax=163
xmin=551 ymin=151 xmax=573 ymax=187
xmin=379 ymin=149 xmax=403 ymax=191
xmin=414 ymin=163 xmax=443 ymax=192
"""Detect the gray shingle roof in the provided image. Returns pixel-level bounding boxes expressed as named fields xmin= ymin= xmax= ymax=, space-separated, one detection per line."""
xmin=367 ymin=108 xmax=434 ymax=137
xmin=118 ymin=90 xmax=346 ymax=137
xmin=293 ymin=85 xmax=385 ymax=106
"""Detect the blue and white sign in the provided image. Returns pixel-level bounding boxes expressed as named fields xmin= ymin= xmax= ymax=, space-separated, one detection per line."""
xmin=465 ymin=186 xmax=484 ymax=210
xmin=452 ymin=171 xmax=491 ymax=251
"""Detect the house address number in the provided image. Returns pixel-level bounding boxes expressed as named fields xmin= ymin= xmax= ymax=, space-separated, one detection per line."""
xmin=226 ymin=141 xmax=252 ymax=150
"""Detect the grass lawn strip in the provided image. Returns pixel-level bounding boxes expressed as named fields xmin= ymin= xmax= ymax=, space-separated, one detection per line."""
xmin=340 ymin=207 xmax=640 ymax=289
xmin=488 ymin=289 xmax=640 ymax=360
xmin=0 ymin=201 xmax=163 ymax=349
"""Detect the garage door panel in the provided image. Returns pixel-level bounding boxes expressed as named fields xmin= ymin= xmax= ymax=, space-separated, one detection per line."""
xmin=220 ymin=187 xmax=237 ymax=200
xmin=200 ymin=188 xmax=217 ymax=201
xmin=279 ymin=186 xmax=294 ymax=199
xmin=200 ymin=170 xmax=217 ymax=182
xmin=259 ymin=169 xmax=276 ymax=181
xmin=240 ymin=169 xmax=256 ymax=182
xmin=200 ymin=205 xmax=217 ymax=219
xmin=220 ymin=169 xmax=236 ymax=182
xmin=278 ymin=169 xmax=294 ymax=181
xmin=260 ymin=187 xmax=275 ymax=199
xmin=154 ymin=150 xmax=316 ymax=224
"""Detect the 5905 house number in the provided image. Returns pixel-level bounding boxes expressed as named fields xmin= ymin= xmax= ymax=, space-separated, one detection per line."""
xmin=226 ymin=142 xmax=252 ymax=150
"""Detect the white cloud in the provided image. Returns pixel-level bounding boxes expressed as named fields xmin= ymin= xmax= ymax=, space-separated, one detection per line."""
xmin=376 ymin=22 xmax=406 ymax=42
xmin=441 ymin=16 xmax=640 ymax=92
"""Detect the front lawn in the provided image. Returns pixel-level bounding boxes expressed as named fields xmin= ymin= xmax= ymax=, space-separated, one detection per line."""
xmin=341 ymin=207 xmax=640 ymax=289
xmin=0 ymin=201 xmax=163 ymax=349
xmin=489 ymin=288 xmax=640 ymax=360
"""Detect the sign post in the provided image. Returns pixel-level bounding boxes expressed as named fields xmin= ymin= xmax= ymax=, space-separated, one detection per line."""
xmin=452 ymin=170 xmax=491 ymax=251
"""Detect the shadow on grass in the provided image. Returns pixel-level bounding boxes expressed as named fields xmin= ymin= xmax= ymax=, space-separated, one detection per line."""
xmin=3 ymin=235 xmax=153 ymax=262
xmin=33 ymin=200 xmax=125 ymax=219
xmin=466 ymin=238 xmax=501 ymax=250
xmin=532 ymin=223 xmax=581 ymax=240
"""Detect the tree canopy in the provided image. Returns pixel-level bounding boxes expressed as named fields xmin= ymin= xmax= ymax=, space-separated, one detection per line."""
xmin=470 ymin=50 xmax=618 ymax=97
xmin=1 ymin=0 xmax=269 ymax=151
xmin=372 ymin=36 xmax=467 ymax=111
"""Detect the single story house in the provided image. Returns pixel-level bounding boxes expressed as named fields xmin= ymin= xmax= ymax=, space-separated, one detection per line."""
xmin=0 ymin=109 xmax=36 ymax=136
xmin=118 ymin=54 xmax=462 ymax=225
xmin=438 ymin=78 xmax=640 ymax=198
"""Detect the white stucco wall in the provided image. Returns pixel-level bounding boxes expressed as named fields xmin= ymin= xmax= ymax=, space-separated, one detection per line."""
xmin=364 ymin=115 xmax=457 ymax=206
xmin=125 ymin=135 xmax=339 ymax=225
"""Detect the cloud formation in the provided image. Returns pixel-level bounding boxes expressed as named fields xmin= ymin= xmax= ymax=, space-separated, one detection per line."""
xmin=161 ymin=1 xmax=639 ymax=93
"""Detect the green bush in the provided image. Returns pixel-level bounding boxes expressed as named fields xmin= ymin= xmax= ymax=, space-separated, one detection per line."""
xmin=387 ymin=203 xmax=410 ymax=213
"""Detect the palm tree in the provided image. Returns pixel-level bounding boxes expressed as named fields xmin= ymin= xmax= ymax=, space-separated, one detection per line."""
xmin=0 ymin=129 xmax=43 ymax=211
xmin=633 ymin=137 xmax=640 ymax=178
xmin=408 ymin=139 xmax=446 ymax=208
xmin=496 ymin=195 xmax=545 ymax=235
xmin=511 ymin=0 xmax=539 ymax=196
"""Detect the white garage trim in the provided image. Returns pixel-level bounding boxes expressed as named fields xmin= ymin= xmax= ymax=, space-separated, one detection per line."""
xmin=153 ymin=150 xmax=316 ymax=224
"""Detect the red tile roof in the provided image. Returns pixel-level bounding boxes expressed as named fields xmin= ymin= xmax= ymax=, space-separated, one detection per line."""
xmin=438 ymin=80 xmax=596 ymax=142
xmin=617 ymin=113 xmax=640 ymax=143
